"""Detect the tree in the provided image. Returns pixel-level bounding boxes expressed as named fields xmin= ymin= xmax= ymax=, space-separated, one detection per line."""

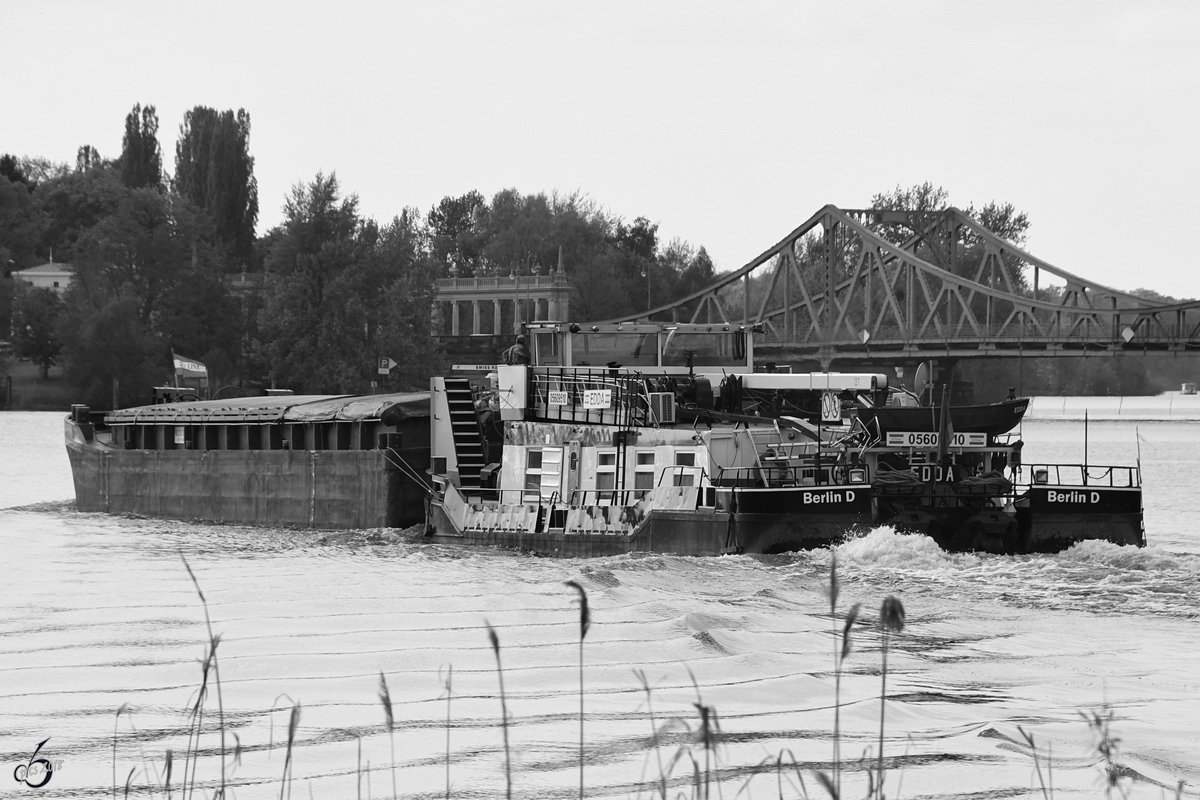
xmin=259 ymin=173 xmax=441 ymax=392
xmin=71 ymin=188 xmax=192 ymax=323
xmin=34 ymin=164 xmax=126 ymax=262
xmin=154 ymin=270 xmax=245 ymax=386
xmin=0 ymin=168 xmax=44 ymax=268
xmin=174 ymin=106 xmax=259 ymax=266
xmin=119 ymin=104 xmax=163 ymax=190
xmin=76 ymin=145 xmax=104 ymax=172
xmin=16 ymin=156 xmax=70 ymax=186
xmin=12 ymin=285 xmax=63 ymax=378
xmin=869 ymin=182 xmax=1030 ymax=288
xmin=258 ymin=173 xmax=364 ymax=392
xmin=1 ymin=154 xmax=32 ymax=187
xmin=58 ymin=291 xmax=166 ymax=408
xmin=54 ymin=182 xmax=227 ymax=404
xmin=569 ymin=248 xmax=630 ymax=320
xmin=346 ymin=211 xmax=442 ymax=390
xmin=427 ymin=190 xmax=485 ymax=272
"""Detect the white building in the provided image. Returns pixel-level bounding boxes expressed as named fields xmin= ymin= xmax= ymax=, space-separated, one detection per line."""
xmin=12 ymin=262 xmax=73 ymax=294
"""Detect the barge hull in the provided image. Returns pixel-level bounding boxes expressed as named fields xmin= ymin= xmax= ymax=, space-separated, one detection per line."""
xmin=67 ymin=421 xmax=426 ymax=529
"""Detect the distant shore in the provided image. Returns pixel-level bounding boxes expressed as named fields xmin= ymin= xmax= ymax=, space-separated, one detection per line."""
xmin=1024 ymin=391 xmax=1200 ymax=420
xmin=5 ymin=360 xmax=1200 ymax=420
xmin=1 ymin=360 xmax=71 ymax=411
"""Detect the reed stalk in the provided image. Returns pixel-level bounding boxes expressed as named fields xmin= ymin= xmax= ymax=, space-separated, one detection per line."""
xmin=875 ymin=596 xmax=905 ymax=799
xmin=164 ymin=748 xmax=173 ymax=800
xmin=112 ymin=704 xmax=128 ymax=800
xmin=485 ymin=621 xmax=512 ymax=800
xmin=181 ymin=555 xmax=227 ymax=797
xmin=440 ymin=665 xmax=453 ymax=800
xmin=378 ymin=672 xmax=397 ymax=799
xmin=565 ymin=580 xmax=591 ymax=799
xmin=634 ymin=669 xmax=669 ymax=800
xmin=1018 ymin=725 xmax=1051 ymax=800
xmin=828 ymin=554 xmax=860 ymax=797
xmin=280 ymin=702 xmax=301 ymax=800
xmin=687 ymin=668 xmax=718 ymax=800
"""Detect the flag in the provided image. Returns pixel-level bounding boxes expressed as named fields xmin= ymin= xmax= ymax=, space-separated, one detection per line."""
xmin=936 ymin=384 xmax=954 ymax=469
xmin=172 ymin=352 xmax=208 ymax=380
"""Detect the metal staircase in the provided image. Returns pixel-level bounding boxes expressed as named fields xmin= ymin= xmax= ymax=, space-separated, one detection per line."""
xmin=444 ymin=378 xmax=486 ymax=487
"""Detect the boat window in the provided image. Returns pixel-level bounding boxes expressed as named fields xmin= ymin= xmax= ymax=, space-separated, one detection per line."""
xmin=675 ymin=452 xmax=696 ymax=467
xmin=634 ymin=450 xmax=656 ymax=492
xmin=599 ymin=451 xmax=616 ymax=466
xmin=527 ymin=450 xmax=543 ymax=469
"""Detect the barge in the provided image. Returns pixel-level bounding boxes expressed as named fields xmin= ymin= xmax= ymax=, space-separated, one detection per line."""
xmin=64 ymin=323 xmax=1144 ymax=555
xmin=65 ymin=392 xmax=430 ymax=529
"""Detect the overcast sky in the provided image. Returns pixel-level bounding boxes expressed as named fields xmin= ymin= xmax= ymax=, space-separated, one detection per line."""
xmin=5 ymin=0 xmax=1200 ymax=298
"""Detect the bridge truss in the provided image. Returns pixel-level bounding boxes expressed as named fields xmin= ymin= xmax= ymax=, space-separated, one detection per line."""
xmin=611 ymin=205 xmax=1200 ymax=367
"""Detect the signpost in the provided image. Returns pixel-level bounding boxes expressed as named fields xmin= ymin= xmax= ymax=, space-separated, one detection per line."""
xmin=377 ymin=357 xmax=396 ymax=375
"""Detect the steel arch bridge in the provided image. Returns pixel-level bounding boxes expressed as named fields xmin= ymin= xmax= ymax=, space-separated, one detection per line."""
xmin=609 ymin=205 xmax=1200 ymax=367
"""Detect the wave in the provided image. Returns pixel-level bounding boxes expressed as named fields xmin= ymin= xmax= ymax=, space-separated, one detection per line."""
xmin=1 ymin=499 xmax=76 ymax=513
xmin=1055 ymin=539 xmax=1198 ymax=573
xmin=832 ymin=526 xmax=972 ymax=571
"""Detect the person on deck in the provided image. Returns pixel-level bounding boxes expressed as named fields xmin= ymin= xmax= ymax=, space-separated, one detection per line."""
xmin=502 ymin=335 xmax=530 ymax=365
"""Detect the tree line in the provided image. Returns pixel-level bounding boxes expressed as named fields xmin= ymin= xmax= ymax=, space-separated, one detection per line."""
xmin=0 ymin=103 xmax=721 ymax=407
xmin=1 ymin=105 xmax=1192 ymax=405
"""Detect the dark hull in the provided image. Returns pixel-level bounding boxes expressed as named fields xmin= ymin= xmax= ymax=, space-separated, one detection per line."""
xmin=425 ymin=488 xmax=871 ymax=557
xmin=428 ymin=472 xmax=1143 ymax=557
xmin=1016 ymin=485 xmax=1145 ymax=551
xmin=857 ymin=398 xmax=1029 ymax=437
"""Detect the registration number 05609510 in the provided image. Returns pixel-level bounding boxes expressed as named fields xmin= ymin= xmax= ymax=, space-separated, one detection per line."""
xmin=885 ymin=431 xmax=986 ymax=448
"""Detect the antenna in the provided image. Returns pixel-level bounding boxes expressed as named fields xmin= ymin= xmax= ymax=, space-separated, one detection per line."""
xmin=1083 ymin=409 xmax=1089 ymax=480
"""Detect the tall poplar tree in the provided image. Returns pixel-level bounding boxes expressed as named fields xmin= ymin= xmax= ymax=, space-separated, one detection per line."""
xmin=119 ymin=103 xmax=163 ymax=190
xmin=174 ymin=106 xmax=259 ymax=266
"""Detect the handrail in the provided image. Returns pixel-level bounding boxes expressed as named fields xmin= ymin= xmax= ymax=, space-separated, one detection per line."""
xmin=1019 ymin=463 xmax=1141 ymax=488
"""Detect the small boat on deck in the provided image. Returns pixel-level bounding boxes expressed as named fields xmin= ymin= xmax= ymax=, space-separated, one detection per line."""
xmin=856 ymin=397 xmax=1030 ymax=437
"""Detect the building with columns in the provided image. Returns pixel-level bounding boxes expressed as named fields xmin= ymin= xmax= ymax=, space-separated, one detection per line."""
xmin=434 ymin=271 xmax=571 ymax=336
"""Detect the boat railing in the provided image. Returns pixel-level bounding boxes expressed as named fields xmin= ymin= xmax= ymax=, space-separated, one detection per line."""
xmin=1018 ymin=463 xmax=1141 ymax=488
xmin=526 ymin=367 xmax=665 ymax=425
xmin=566 ymin=488 xmax=649 ymax=506
xmin=713 ymin=462 xmax=868 ymax=489
xmin=460 ymin=485 xmax=650 ymax=507
xmin=459 ymin=487 xmax=539 ymax=505
xmin=656 ymin=465 xmax=709 ymax=488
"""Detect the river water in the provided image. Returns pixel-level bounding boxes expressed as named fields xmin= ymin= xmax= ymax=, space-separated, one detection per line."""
xmin=1 ymin=409 xmax=1198 ymax=799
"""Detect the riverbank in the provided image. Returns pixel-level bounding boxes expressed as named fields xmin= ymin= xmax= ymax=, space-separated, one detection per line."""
xmin=1 ymin=359 xmax=71 ymax=410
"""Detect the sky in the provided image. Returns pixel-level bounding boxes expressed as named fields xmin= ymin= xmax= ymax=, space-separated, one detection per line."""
xmin=5 ymin=0 xmax=1200 ymax=298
